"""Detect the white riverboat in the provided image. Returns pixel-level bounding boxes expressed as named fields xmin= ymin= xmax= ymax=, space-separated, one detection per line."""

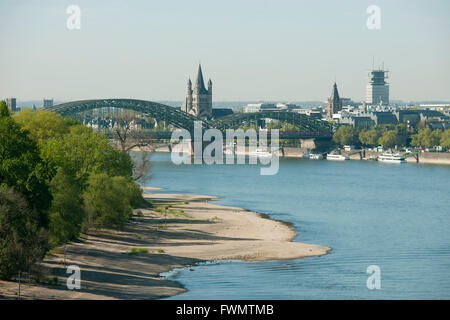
xmin=378 ymin=152 xmax=406 ymax=164
xmin=326 ymin=154 xmax=350 ymax=161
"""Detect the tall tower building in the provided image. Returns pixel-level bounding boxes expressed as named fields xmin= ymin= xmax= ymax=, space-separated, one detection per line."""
xmin=366 ymin=67 xmax=389 ymax=105
xmin=327 ymin=82 xmax=342 ymax=119
xmin=182 ymin=64 xmax=212 ymax=119
xmin=43 ymin=98 xmax=53 ymax=109
xmin=6 ymin=98 xmax=17 ymax=112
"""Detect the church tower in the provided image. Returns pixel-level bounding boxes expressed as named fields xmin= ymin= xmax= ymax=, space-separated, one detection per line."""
xmin=182 ymin=79 xmax=193 ymax=113
xmin=182 ymin=64 xmax=212 ymax=119
xmin=327 ymin=82 xmax=342 ymax=119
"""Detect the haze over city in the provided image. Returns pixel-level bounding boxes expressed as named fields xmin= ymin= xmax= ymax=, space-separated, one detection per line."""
xmin=1 ymin=0 xmax=449 ymax=102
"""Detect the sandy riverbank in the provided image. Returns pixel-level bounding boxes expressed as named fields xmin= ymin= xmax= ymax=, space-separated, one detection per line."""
xmin=0 ymin=192 xmax=330 ymax=300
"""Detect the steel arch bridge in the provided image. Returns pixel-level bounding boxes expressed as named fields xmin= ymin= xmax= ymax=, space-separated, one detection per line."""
xmin=47 ymin=98 xmax=216 ymax=133
xmin=212 ymin=111 xmax=333 ymax=133
xmin=48 ymin=99 xmax=332 ymax=136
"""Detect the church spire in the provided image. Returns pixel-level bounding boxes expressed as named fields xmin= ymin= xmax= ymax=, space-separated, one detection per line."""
xmin=331 ymin=82 xmax=340 ymax=102
xmin=195 ymin=63 xmax=208 ymax=94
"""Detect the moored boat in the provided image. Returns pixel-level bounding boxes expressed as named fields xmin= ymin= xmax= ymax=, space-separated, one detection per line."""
xmin=378 ymin=152 xmax=406 ymax=164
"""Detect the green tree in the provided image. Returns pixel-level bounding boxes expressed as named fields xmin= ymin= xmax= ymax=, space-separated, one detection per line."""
xmin=333 ymin=126 xmax=355 ymax=146
xmin=440 ymin=129 xmax=450 ymax=148
xmin=359 ymin=129 xmax=381 ymax=147
xmin=0 ymin=187 xmax=48 ymax=280
xmin=0 ymin=101 xmax=52 ymax=227
xmin=411 ymin=128 xmax=442 ymax=148
xmin=14 ymin=109 xmax=74 ymax=146
xmin=83 ymin=174 xmax=140 ymax=229
xmin=42 ymin=125 xmax=133 ymax=188
xmin=378 ymin=130 xmax=401 ymax=148
xmin=48 ymin=169 xmax=84 ymax=244
xmin=428 ymin=129 xmax=442 ymax=147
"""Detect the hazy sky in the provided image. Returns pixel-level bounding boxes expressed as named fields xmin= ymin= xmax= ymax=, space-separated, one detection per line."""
xmin=1 ymin=0 xmax=449 ymax=102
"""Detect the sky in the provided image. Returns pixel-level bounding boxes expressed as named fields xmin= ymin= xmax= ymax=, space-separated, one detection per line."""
xmin=0 ymin=0 xmax=449 ymax=103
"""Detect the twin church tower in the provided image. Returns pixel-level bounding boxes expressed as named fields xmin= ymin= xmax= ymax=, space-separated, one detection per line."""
xmin=182 ymin=64 xmax=213 ymax=119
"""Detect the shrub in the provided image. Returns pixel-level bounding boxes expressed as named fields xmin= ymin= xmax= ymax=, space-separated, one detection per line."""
xmin=83 ymin=174 xmax=142 ymax=229
xmin=128 ymin=248 xmax=148 ymax=255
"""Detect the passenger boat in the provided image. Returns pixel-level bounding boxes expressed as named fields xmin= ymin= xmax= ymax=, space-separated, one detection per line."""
xmin=377 ymin=152 xmax=406 ymax=164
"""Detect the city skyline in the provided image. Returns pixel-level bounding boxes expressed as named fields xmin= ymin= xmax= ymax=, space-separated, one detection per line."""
xmin=1 ymin=0 xmax=449 ymax=102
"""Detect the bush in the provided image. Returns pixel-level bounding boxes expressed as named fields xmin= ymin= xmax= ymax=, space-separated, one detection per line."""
xmin=83 ymin=174 xmax=141 ymax=229
xmin=128 ymin=248 xmax=148 ymax=255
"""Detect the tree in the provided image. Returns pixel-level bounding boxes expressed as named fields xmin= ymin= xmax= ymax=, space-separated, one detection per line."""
xmin=378 ymin=130 xmax=401 ymax=148
xmin=359 ymin=129 xmax=381 ymax=147
xmin=110 ymin=111 xmax=154 ymax=182
xmin=83 ymin=174 xmax=141 ymax=230
xmin=48 ymin=169 xmax=84 ymax=244
xmin=440 ymin=129 xmax=450 ymax=148
xmin=411 ymin=128 xmax=442 ymax=148
xmin=42 ymin=125 xmax=133 ymax=188
xmin=0 ymin=101 xmax=52 ymax=227
xmin=0 ymin=187 xmax=48 ymax=280
xmin=428 ymin=129 xmax=442 ymax=147
xmin=14 ymin=109 xmax=73 ymax=146
xmin=333 ymin=126 xmax=355 ymax=146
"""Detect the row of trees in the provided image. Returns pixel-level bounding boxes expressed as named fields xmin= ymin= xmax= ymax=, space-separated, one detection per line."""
xmin=410 ymin=128 xmax=450 ymax=148
xmin=0 ymin=102 xmax=143 ymax=280
xmin=333 ymin=125 xmax=450 ymax=149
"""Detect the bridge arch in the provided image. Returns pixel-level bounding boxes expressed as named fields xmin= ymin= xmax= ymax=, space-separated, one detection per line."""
xmin=47 ymin=98 xmax=214 ymax=132
xmin=212 ymin=111 xmax=333 ymax=134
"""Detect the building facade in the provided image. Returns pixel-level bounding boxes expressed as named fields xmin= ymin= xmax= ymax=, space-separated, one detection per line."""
xmin=182 ymin=64 xmax=212 ymax=119
xmin=366 ymin=69 xmax=389 ymax=105
xmin=327 ymin=82 xmax=342 ymax=119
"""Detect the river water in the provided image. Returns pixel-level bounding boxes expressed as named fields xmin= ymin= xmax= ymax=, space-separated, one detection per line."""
xmin=141 ymin=153 xmax=450 ymax=299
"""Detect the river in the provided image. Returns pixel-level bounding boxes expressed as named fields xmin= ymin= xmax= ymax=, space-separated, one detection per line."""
xmin=140 ymin=153 xmax=450 ymax=299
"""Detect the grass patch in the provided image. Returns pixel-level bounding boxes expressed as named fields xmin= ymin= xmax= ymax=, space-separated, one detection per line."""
xmin=128 ymin=248 xmax=149 ymax=255
xmin=157 ymin=225 xmax=168 ymax=230
xmin=156 ymin=249 xmax=165 ymax=253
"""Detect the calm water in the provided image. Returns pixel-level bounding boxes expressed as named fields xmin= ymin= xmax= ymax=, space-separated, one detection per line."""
xmin=140 ymin=153 xmax=450 ymax=299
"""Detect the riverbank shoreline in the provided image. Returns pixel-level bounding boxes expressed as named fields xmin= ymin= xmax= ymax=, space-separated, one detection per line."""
xmin=0 ymin=191 xmax=330 ymax=300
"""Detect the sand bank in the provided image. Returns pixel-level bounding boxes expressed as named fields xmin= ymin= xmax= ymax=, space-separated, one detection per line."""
xmin=0 ymin=193 xmax=330 ymax=300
